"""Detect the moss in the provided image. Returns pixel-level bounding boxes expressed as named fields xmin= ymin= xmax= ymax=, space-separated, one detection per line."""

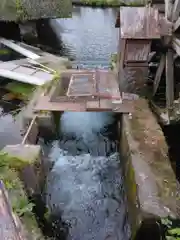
xmin=15 ymin=0 xmax=29 ymax=21
xmin=110 ymin=53 xmax=117 ymax=70
xmin=128 ymin=99 xmax=178 ymax=213
xmin=5 ymin=82 xmax=35 ymax=101
xmin=0 ymin=152 xmax=43 ymax=238
xmin=1 ymin=0 xmax=72 ymax=21
xmin=74 ymin=0 xmax=146 ymax=7
xmin=0 ymin=152 xmax=33 ymax=170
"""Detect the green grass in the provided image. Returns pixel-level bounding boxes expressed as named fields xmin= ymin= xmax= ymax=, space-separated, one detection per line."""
xmin=0 ymin=152 xmax=43 ymax=238
xmin=74 ymin=0 xmax=147 ymax=7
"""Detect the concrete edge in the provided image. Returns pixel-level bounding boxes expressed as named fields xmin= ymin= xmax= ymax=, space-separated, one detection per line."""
xmin=119 ymin=98 xmax=180 ymax=238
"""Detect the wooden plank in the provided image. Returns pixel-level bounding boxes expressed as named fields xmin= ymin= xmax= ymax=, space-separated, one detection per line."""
xmin=0 ymin=68 xmax=52 ymax=85
xmin=122 ymin=67 xmax=148 ymax=94
xmin=172 ymin=0 xmax=180 ymax=21
xmin=172 ymin=37 xmax=180 ymax=56
xmin=0 ymin=38 xmax=40 ymax=60
xmin=166 ymin=49 xmax=174 ymax=109
xmin=99 ymin=99 xmax=112 ymax=110
xmin=32 ymin=71 xmax=52 ymax=82
xmin=115 ymin=11 xmax=120 ymax=28
xmin=174 ymin=16 xmax=180 ymax=31
xmin=98 ymin=70 xmax=121 ymax=100
xmin=124 ymin=40 xmax=151 ymax=62
xmin=159 ymin=15 xmax=172 ymax=35
xmin=86 ymin=100 xmax=100 ymax=111
xmin=22 ymin=116 xmax=38 ymax=145
xmin=153 ymin=54 xmax=165 ymax=96
xmin=0 ymin=62 xmax=19 ymax=71
xmin=118 ymin=39 xmax=126 ymax=70
xmin=125 ymin=62 xmax=149 ymax=67
xmin=118 ymin=39 xmax=126 ymax=92
xmin=67 ymin=73 xmax=96 ymax=97
xmin=34 ymin=95 xmax=87 ymax=112
xmin=165 ymin=0 xmax=173 ymax=20
xmin=14 ymin=66 xmax=37 ymax=75
xmin=120 ymin=7 xmax=160 ymax=39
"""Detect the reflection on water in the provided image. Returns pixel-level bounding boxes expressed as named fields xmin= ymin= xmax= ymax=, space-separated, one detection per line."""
xmin=44 ymin=112 xmax=130 ymax=240
xmin=50 ymin=7 xmax=118 ymax=68
xmin=0 ymin=98 xmax=23 ymax=150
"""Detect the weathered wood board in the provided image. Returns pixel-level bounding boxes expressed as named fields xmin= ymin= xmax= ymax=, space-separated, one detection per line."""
xmin=124 ymin=40 xmax=151 ymax=62
xmin=0 ymin=60 xmax=53 ymax=85
xmin=120 ymin=7 xmax=160 ymax=39
xmin=119 ymin=67 xmax=148 ymax=95
xmin=34 ymin=70 xmax=134 ymax=113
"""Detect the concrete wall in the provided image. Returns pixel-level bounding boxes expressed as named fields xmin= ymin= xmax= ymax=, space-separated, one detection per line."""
xmin=119 ymin=98 xmax=180 ymax=239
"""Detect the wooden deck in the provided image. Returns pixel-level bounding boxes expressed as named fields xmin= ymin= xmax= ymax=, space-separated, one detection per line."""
xmin=34 ymin=70 xmax=134 ymax=113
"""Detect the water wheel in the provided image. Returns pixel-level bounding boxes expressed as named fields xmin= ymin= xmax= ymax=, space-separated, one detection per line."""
xmin=150 ymin=0 xmax=180 ymax=122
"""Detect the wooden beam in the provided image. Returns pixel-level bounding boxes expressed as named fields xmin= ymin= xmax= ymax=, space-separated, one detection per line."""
xmin=159 ymin=13 xmax=173 ymax=36
xmin=0 ymin=38 xmax=40 ymax=60
xmin=118 ymin=39 xmax=126 ymax=93
xmin=166 ymin=49 xmax=174 ymax=110
xmin=172 ymin=0 xmax=180 ymax=21
xmin=153 ymin=55 xmax=165 ymax=96
xmin=173 ymin=16 xmax=180 ymax=31
xmin=165 ymin=0 xmax=173 ymax=20
xmin=172 ymin=37 xmax=180 ymax=56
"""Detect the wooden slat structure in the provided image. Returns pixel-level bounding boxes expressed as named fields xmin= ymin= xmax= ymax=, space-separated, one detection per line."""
xmin=115 ymin=2 xmax=180 ymax=123
xmin=120 ymin=7 xmax=161 ymax=39
xmin=34 ymin=70 xmax=134 ymax=113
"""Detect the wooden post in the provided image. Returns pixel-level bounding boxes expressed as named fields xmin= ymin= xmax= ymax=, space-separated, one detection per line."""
xmin=172 ymin=0 xmax=180 ymax=21
xmin=153 ymin=55 xmax=165 ymax=96
xmin=165 ymin=0 xmax=173 ymax=20
xmin=52 ymin=111 xmax=61 ymax=137
xmin=166 ymin=49 xmax=174 ymax=112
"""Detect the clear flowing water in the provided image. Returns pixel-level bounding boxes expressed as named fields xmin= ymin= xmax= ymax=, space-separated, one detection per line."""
xmin=50 ymin=6 xmax=119 ymax=69
xmin=42 ymin=112 xmax=130 ymax=240
xmin=0 ymin=6 xmax=119 ymax=149
xmin=39 ymin=8 xmax=129 ymax=240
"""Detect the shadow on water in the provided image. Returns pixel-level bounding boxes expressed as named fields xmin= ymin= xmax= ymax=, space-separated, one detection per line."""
xmin=0 ymin=88 xmax=23 ymax=150
xmin=38 ymin=112 xmax=130 ymax=240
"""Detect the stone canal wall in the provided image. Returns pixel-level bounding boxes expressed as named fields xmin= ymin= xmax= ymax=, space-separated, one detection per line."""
xmin=1 ymin=96 xmax=179 ymax=239
xmin=120 ymin=98 xmax=180 ymax=238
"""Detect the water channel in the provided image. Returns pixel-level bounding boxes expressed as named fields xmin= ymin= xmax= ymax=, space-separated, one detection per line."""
xmin=39 ymin=112 xmax=130 ymax=240
xmin=41 ymin=7 xmax=129 ymax=239
xmin=0 ymin=6 xmax=119 ymax=149
xmin=0 ymin=6 xmax=131 ymax=240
